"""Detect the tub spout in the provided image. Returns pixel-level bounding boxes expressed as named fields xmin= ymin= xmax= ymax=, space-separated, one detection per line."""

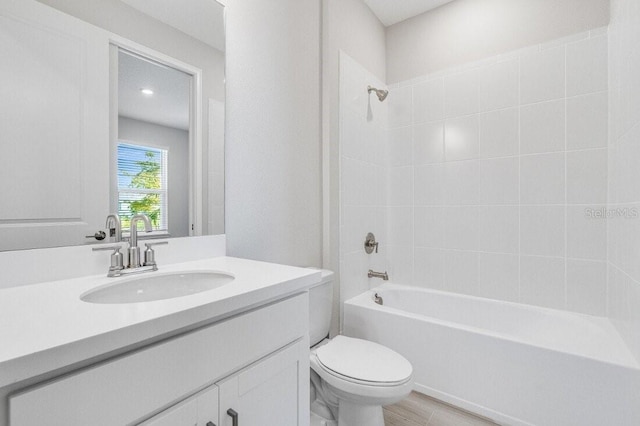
xmin=368 ymin=269 xmax=389 ymax=280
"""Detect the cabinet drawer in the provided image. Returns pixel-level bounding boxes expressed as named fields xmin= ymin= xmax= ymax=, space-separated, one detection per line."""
xmin=9 ymin=293 xmax=307 ymax=426
xmin=138 ymin=384 xmax=218 ymax=426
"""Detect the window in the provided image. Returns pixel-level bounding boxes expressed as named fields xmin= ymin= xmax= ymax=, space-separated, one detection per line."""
xmin=117 ymin=142 xmax=168 ymax=232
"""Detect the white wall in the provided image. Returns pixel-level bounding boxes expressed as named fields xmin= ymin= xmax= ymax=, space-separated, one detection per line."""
xmin=36 ymin=0 xmax=225 ymax=235
xmin=118 ymin=117 xmax=190 ymax=238
xmin=384 ymin=30 xmax=609 ymax=314
xmin=386 ymin=0 xmax=610 ymax=83
xmin=323 ymin=0 xmax=387 ymax=334
xmin=224 ymin=0 xmax=322 ymax=266
xmin=607 ymin=0 xmax=640 ymax=362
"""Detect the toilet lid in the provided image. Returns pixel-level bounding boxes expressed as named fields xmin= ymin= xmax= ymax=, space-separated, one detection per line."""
xmin=315 ymin=336 xmax=412 ymax=384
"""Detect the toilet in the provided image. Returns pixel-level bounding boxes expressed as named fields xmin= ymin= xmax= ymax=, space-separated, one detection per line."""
xmin=309 ymin=269 xmax=413 ymax=426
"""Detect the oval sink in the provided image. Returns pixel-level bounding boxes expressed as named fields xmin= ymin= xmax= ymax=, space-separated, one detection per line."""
xmin=81 ymin=271 xmax=235 ymax=304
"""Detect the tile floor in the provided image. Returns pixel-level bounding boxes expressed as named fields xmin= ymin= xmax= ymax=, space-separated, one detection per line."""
xmin=384 ymin=392 xmax=499 ymax=426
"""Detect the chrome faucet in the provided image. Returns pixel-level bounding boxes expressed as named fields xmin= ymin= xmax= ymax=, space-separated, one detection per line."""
xmin=93 ymin=213 xmax=168 ymax=277
xmin=368 ymin=269 xmax=389 ymax=281
xmin=128 ymin=214 xmax=152 ymax=268
xmin=105 ymin=214 xmax=122 ymax=242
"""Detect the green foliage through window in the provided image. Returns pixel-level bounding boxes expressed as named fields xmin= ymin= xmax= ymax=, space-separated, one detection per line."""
xmin=117 ymin=143 xmax=168 ymax=231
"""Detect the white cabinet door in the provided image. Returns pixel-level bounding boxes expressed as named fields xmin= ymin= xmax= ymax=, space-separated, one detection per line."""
xmin=139 ymin=384 xmax=219 ymax=426
xmin=218 ymin=341 xmax=308 ymax=426
xmin=0 ymin=0 xmax=110 ymax=250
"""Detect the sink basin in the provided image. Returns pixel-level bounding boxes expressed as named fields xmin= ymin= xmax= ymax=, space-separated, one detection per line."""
xmin=81 ymin=271 xmax=235 ymax=304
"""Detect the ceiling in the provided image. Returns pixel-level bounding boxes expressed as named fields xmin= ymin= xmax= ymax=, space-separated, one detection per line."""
xmin=118 ymin=51 xmax=191 ymax=130
xmin=119 ymin=0 xmax=225 ymax=52
xmin=364 ymin=0 xmax=455 ymax=26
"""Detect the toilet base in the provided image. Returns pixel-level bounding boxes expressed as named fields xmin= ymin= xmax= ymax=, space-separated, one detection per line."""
xmin=337 ymin=400 xmax=385 ymax=426
xmin=311 ymin=411 xmax=338 ymax=426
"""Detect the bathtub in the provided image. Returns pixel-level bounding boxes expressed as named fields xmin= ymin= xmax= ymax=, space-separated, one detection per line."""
xmin=343 ymin=284 xmax=640 ymax=426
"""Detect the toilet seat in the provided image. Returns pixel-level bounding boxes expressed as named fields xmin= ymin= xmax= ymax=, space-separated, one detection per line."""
xmin=314 ymin=336 xmax=412 ymax=386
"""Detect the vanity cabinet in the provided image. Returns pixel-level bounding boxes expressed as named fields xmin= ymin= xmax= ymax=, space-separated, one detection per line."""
xmin=139 ymin=384 xmax=219 ymax=426
xmin=217 ymin=341 xmax=304 ymax=426
xmin=8 ymin=294 xmax=309 ymax=426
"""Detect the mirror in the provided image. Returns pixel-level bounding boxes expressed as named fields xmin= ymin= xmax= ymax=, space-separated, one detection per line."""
xmin=116 ymin=49 xmax=193 ymax=239
xmin=0 ymin=0 xmax=225 ymax=251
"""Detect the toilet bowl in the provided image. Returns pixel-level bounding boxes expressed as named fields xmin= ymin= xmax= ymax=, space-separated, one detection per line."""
xmin=308 ymin=269 xmax=413 ymax=426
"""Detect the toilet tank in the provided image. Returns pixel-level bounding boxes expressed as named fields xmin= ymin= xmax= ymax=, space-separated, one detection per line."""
xmin=308 ymin=269 xmax=334 ymax=347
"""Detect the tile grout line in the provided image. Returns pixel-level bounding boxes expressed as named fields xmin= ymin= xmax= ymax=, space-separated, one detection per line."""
xmin=564 ymin=43 xmax=569 ymax=310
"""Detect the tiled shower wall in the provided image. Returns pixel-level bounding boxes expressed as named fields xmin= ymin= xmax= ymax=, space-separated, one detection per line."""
xmin=608 ymin=0 xmax=640 ymax=360
xmin=339 ymin=53 xmax=388 ymax=311
xmin=384 ymin=29 xmax=609 ymax=315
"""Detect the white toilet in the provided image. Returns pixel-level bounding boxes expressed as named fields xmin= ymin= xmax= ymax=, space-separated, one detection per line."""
xmin=309 ymin=269 xmax=413 ymax=426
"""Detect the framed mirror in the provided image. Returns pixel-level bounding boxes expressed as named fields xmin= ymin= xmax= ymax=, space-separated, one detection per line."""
xmin=0 ymin=0 xmax=225 ymax=251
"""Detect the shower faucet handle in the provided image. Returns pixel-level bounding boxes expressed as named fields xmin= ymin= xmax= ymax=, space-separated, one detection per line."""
xmin=364 ymin=232 xmax=379 ymax=254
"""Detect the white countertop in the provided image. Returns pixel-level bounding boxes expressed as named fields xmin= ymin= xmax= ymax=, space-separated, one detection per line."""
xmin=0 ymin=256 xmax=321 ymax=388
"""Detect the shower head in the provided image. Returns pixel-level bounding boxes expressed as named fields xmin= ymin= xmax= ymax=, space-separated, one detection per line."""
xmin=368 ymin=85 xmax=389 ymax=102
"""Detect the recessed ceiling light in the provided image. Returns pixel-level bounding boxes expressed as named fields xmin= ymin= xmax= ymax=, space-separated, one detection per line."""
xmin=140 ymin=88 xmax=154 ymax=96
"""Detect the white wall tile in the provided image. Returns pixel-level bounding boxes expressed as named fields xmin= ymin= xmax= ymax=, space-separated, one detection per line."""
xmin=414 ymin=206 xmax=445 ymax=248
xmin=386 ymin=245 xmax=414 ymax=285
xmin=567 ymin=259 xmax=607 ymax=316
xmin=444 ymin=69 xmax=479 ymax=118
xmin=567 ymin=35 xmax=608 ymax=97
xmin=479 ymin=157 xmax=519 ymax=205
xmin=567 ymin=92 xmax=608 ymax=150
xmin=388 ymin=166 xmax=413 ymax=206
xmin=479 ymin=108 xmax=519 ymax=158
xmin=520 ymin=100 xmax=566 ymax=154
xmin=388 ymin=85 xmax=412 ymax=128
xmin=444 ymin=160 xmax=479 ymax=206
xmin=520 ymin=153 xmax=566 ymax=204
xmin=478 ymin=252 xmax=519 ymax=302
xmin=444 ymin=250 xmax=479 ymax=296
xmin=413 ymin=122 xmax=444 ymax=165
xmin=387 ymin=126 xmax=413 ymax=166
xmin=614 ymin=128 xmax=640 ymax=203
xmin=478 ymin=206 xmax=519 ymax=254
xmin=414 ymin=164 xmax=444 ymax=205
xmin=340 ymin=156 xmax=360 ymax=205
xmin=444 ymin=206 xmax=479 ymax=250
xmin=567 ymin=205 xmax=607 ymax=260
xmin=445 ymin=115 xmax=479 ymax=161
xmin=413 ymin=247 xmax=445 ymax=289
xmin=413 ymin=78 xmax=444 ymax=123
xmin=341 ymin=204 xmax=377 ymax=255
xmin=340 ymin=109 xmax=362 ymax=160
xmin=520 ymin=206 xmax=565 ymax=257
xmin=567 ymin=149 xmax=608 ymax=204
xmin=387 ymin=206 xmax=414 ymax=246
xmin=520 ymin=255 xmax=566 ymax=309
xmin=520 ymin=46 xmax=566 ymax=104
xmin=479 ymin=59 xmax=519 ymax=112
xmin=340 ymin=30 xmax=612 ymax=318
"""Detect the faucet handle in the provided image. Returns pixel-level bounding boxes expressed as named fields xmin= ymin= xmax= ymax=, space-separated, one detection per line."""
xmin=143 ymin=241 xmax=168 ymax=267
xmin=364 ymin=232 xmax=379 ymax=254
xmin=92 ymin=244 xmax=125 ymax=276
xmin=144 ymin=241 xmax=169 ymax=248
xmin=92 ymin=244 xmax=125 ymax=252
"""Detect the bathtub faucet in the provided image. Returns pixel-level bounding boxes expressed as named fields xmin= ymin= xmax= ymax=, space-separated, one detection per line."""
xmin=368 ymin=269 xmax=389 ymax=281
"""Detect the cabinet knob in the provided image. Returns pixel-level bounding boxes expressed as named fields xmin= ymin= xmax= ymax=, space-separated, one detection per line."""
xmin=227 ymin=408 xmax=238 ymax=426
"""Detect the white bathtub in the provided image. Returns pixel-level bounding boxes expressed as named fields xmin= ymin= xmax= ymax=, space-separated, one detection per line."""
xmin=343 ymin=284 xmax=640 ymax=426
